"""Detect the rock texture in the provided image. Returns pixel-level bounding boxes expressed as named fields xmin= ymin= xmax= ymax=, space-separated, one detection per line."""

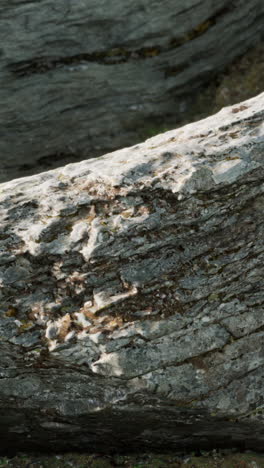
xmin=0 ymin=92 xmax=264 ymax=453
xmin=1 ymin=0 xmax=264 ymax=183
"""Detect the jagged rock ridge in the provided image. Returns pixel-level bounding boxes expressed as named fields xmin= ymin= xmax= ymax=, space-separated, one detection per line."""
xmin=0 ymin=93 xmax=264 ymax=452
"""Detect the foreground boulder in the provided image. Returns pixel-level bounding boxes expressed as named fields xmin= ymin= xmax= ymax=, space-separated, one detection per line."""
xmin=0 ymin=93 xmax=264 ymax=453
xmin=0 ymin=0 xmax=264 ymax=183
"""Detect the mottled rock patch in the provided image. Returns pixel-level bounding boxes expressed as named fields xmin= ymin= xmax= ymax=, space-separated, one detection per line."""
xmin=0 ymin=93 xmax=264 ymax=452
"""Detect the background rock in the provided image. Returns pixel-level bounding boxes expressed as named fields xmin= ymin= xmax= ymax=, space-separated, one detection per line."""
xmin=0 ymin=92 xmax=263 ymax=453
xmin=0 ymin=0 xmax=264 ymax=183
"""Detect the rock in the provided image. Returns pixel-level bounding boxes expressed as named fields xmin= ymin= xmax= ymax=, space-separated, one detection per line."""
xmin=0 ymin=0 xmax=264 ymax=183
xmin=0 ymin=93 xmax=264 ymax=453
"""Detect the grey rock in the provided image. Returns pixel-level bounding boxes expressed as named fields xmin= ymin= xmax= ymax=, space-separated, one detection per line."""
xmin=0 ymin=93 xmax=264 ymax=452
xmin=0 ymin=0 xmax=264 ymax=182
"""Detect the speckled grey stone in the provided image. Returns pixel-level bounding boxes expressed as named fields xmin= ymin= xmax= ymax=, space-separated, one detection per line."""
xmin=0 ymin=93 xmax=264 ymax=453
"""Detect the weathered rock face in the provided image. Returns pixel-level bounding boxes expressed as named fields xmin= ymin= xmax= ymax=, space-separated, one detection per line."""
xmin=0 ymin=93 xmax=264 ymax=453
xmin=1 ymin=0 xmax=264 ymax=183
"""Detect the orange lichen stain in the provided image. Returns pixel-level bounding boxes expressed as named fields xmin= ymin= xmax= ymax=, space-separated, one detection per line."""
xmin=86 ymin=205 xmax=96 ymax=223
xmin=58 ymin=313 xmax=71 ymax=340
xmin=19 ymin=321 xmax=34 ymax=332
xmin=232 ymin=104 xmax=248 ymax=113
xmin=106 ymin=317 xmax=124 ymax=329
xmin=5 ymin=306 xmax=18 ymax=317
xmin=121 ymin=209 xmax=134 ymax=218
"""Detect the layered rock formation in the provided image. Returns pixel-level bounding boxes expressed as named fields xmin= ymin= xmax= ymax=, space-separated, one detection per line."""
xmin=0 ymin=93 xmax=264 ymax=453
xmin=1 ymin=0 xmax=264 ymax=182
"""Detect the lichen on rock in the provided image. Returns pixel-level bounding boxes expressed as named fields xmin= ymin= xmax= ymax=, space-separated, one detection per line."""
xmin=0 ymin=92 xmax=264 ymax=452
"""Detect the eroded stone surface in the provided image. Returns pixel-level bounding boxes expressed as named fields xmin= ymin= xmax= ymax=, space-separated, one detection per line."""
xmin=0 ymin=93 xmax=264 ymax=452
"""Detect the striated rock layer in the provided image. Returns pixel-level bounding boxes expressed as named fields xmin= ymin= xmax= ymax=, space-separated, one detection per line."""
xmin=0 ymin=0 xmax=264 ymax=183
xmin=0 ymin=93 xmax=264 ymax=453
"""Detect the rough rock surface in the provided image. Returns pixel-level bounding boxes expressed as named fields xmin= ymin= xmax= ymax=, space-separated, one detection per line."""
xmin=1 ymin=0 xmax=264 ymax=183
xmin=0 ymin=93 xmax=264 ymax=453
